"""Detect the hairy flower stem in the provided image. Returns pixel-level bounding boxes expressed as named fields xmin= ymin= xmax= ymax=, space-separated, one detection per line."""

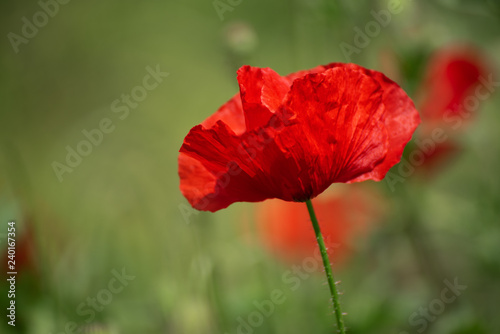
xmin=305 ymin=199 xmax=346 ymax=334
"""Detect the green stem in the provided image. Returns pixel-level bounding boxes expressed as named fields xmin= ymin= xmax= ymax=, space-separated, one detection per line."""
xmin=305 ymin=199 xmax=346 ymax=333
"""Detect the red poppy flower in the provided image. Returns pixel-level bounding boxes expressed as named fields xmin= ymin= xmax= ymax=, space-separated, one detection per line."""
xmin=254 ymin=185 xmax=384 ymax=266
xmin=412 ymin=46 xmax=490 ymax=174
xmin=417 ymin=45 xmax=489 ymax=132
xmin=179 ymin=63 xmax=420 ymax=212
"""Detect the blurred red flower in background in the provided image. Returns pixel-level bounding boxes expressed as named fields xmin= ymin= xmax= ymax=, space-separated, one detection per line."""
xmin=413 ymin=45 xmax=491 ymax=173
xmin=254 ymin=185 xmax=384 ymax=266
xmin=418 ymin=45 xmax=489 ymax=130
xmin=179 ymin=63 xmax=420 ymax=212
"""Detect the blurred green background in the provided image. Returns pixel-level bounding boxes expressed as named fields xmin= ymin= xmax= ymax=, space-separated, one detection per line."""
xmin=1 ymin=0 xmax=500 ymax=333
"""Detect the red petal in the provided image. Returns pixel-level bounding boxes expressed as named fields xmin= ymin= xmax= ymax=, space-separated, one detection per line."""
xmin=282 ymin=65 xmax=390 ymax=189
xmin=201 ymin=93 xmax=246 ymax=135
xmin=237 ymin=66 xmax=290 ymax=131
xmin=179 ymin=122 xmax=282 ymax=211
xmin=178 ymin=152 xmax=217 ymax=210
xmin=345 ymin=64 xmax=421 ymax=182
xmin=286 ymin=63 xmax=420 ymax=182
